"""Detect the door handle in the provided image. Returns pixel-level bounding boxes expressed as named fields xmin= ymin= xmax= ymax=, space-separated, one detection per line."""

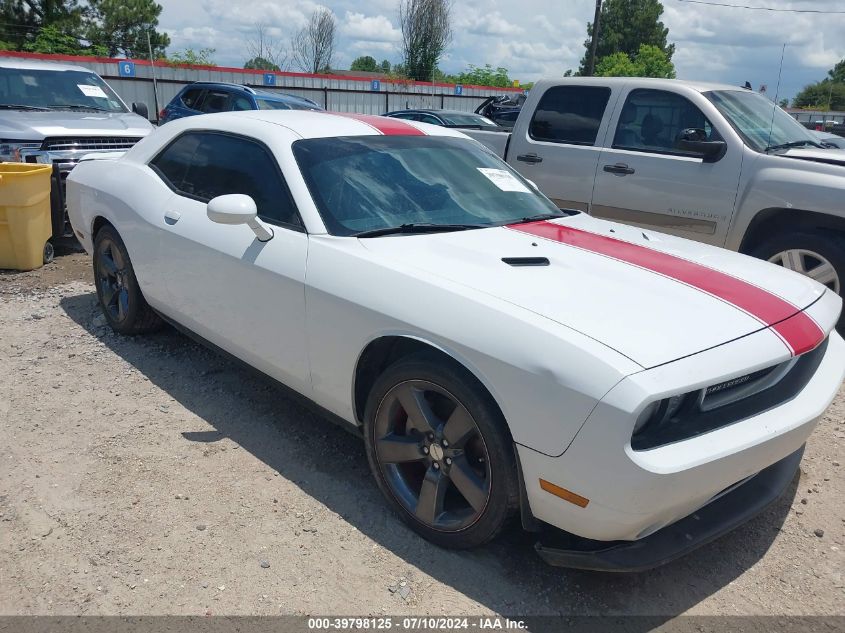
xmin=164 ymin=210 xmax=181 ymax=225
xmin=603 ymin=163 xmax=635 ymax=176
xmin=516 ymin=153 xmax=543 ymax=164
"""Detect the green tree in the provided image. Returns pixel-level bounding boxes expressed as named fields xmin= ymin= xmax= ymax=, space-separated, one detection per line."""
xmin=380 ymin=59 xmax=391 ymax=74
xmin=85 ymin=0 xmax=169 ymax=58
xmin=399 ymin=0 xmax=451 ymax=81
xmin=244 ymin=56 xmax=279 ymax=71
xmin=595 ymin=51 xmax=637 ymax=77
xmin=445 ymin=64 xmax=512 ymax=87
xmin=826 ymin=58 xmax=845 ymax=84
xmin=166 ymin=47 xmax=216 ymax=66
xmin=0 ymin=0 xmax=85 ymax=50
xmin=350 ymin=55 xmax=378 ymax=72
xmin=595 ymin=44 xmax=674 ymax=78
xmin=793 ymin=57 xmax=845 ymax=110
xmin=580 ymin=0 xmax=674 ymax=76
xmin=23 ymin=23 xmax=84 ymax=54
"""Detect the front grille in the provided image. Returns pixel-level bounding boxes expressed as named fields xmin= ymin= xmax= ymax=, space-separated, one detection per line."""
xmin=40 ymin=136 xmax=143 ymax=152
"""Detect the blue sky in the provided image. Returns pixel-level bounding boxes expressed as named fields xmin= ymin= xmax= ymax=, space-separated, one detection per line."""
xmin=158 ymin=0 xmax=845 ymax=100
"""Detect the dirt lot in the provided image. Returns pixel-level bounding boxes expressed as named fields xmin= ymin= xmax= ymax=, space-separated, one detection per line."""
xmin=0 ymin=252 xmax=843 ymax=618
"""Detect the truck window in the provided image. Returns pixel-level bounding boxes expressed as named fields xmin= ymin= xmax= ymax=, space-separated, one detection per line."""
xmin=528 ymin=86 xmax=611 ymax=145
xmin=614 ymin=89 xmax=719 ymax=155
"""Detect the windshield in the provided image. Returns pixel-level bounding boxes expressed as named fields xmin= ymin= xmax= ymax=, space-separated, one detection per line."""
xmin=293 ymin=135 xmax=561 ymax=236
xmin=440 ymin=113 xmax=497 ymax=126
xmin=257 ymin=98 xmax=320 ymax=111
xmin=0 ymin=67 xmax=126 ymax=113
xmin=705 ymin=89 xmax=815 ymax=152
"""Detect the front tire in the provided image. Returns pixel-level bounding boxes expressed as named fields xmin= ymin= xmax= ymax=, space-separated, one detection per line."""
xmin=93 ymin=225 xmax=162 ymax=335
xmin=363 ymin=352 xmax=519 ymax=549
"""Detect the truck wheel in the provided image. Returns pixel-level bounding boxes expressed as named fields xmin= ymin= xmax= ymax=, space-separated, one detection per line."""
xmin=750 ymin=232 xmax=845 ymax=330
xmin=363 ymin=352 xmax=519 ymax=549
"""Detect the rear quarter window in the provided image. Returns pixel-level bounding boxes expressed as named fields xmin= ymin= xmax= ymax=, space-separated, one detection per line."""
xmin=529 ymin=86 xmax=611 ymax=145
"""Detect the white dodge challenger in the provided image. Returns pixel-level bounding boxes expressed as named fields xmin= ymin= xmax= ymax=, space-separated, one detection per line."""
xmin=67 ymin=110 xmax=845 ymax=571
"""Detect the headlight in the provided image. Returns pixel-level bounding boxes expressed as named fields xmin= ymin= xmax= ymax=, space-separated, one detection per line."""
xmin=0 ymin=141 xmax=41 ymax=162
xmin=633 ymin=392 xmax=696 ymax=436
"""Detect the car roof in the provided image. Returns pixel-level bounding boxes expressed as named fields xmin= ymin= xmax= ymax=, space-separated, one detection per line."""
xmin=533 ymin=77 xmax=746 ymax=93
xmin=387 ymin=109 xmax=483 ymax=116
xmin=171 ymin=110 xmax=469 ymax=141
xmin=184 ymin=82 xmax=317 ymax=105
xmin=0 ymin=57 xmax=93 ymax=73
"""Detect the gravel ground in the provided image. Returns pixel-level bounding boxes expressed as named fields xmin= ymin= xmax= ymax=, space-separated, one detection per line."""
xmin=0 ymin=253 xmax=843 ymax=618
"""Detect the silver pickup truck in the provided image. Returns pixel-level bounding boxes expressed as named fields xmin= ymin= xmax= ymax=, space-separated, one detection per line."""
xmin=0 ymin=57 xmax=153 ymax=236
xmin=465 ymin=77 xmax=845 ymax=328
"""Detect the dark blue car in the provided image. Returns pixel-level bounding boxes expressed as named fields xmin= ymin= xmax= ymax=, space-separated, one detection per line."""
xmin=159 ymin=82 xmax=322 ymax=124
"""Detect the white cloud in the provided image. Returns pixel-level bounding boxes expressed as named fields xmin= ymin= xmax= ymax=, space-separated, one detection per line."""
xmin=341 ymin=11 xmax=401 ymax=42
xmin=458 ymin=12 xmax=524 ymax=37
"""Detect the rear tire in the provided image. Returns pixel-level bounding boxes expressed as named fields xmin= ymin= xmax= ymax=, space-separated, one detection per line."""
xmin=750 ymin=231 xmax=845 ymax=332
xmin=93 ymin=225 xmax=162 ymax=335
xmin=363 ymin=352 xmax=519 ymax=549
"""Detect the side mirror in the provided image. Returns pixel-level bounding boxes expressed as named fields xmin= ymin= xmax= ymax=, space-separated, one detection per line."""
xmin=677 ymin=128 xmax=726 ymax=162
xmin=132 ymin=102 xmax=149 ymax=119
xmin=207 ymin=194 xmax=273 ymax=242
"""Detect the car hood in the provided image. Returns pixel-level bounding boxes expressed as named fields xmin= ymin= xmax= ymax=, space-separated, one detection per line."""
xmin=783 ymin=147 xmax=845 ymax=166
xmin=359 ymin=215 xmax=827 ymax=368
xmin=0 ymin=110 xmax=153 ymax=140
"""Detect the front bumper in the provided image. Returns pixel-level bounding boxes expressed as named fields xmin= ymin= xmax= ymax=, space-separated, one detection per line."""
xmin=534 ymin=445 xmax=802 ymax=571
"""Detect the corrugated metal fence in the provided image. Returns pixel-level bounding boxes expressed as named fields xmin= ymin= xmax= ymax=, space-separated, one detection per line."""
xmin=1 ymin=51 xmax=524 ymax=121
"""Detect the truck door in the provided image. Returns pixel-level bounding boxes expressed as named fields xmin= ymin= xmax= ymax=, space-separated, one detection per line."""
xmin=590 ymin=88 xmax=741 ymax=245
xmin=508 ymin=83 xmax=617 ymax=212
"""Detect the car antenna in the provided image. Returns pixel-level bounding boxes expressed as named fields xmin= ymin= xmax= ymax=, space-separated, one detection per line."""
xmin=765 ymin=43 xmax=787 ymax=151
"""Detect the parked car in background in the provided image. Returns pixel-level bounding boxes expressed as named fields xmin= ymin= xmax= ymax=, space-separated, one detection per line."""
xmin=67 ymin=110 xmax=844 ymax=570
xmin=809 ymin=129 xmax=845 ymax=149
xmin=0 ymin=56 xmax=153 ymax=237
xmin=383 ymin=109 xmax=498 ymax=129
xmin=159 ymin=82 xmax=322 ymax=124
xmin=463 ymin=78 xmax=845 ymax=329
xmin=475 ymin=94 xmax=527 ymax=127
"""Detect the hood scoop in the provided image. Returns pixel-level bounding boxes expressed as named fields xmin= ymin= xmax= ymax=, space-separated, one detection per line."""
xmin=502 ymin=257 xmax=550 ymax=267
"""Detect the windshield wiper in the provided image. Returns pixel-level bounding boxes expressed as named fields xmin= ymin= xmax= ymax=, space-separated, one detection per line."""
xmin=510 ymin=212 xmax=569 ymax=225
xmin=354 ymin=223 xmax=485 ymax=238
xmin=0 ymin=104 xmax=50 ymax=111
xmin=49 ymin=104 xmax=111 ymax=112
xmin=764 ymin=140 xmax=823 ymax=152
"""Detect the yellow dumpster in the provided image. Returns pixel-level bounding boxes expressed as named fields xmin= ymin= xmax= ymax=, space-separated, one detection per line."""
xmin=0 ymin=163 xmax=54 ymax=271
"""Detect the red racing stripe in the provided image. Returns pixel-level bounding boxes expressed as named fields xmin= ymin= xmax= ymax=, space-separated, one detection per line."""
xmin=508 ymin=221 xmax=825 ymax=356
xmin=331 ymin=112 xmax=426 ymax=136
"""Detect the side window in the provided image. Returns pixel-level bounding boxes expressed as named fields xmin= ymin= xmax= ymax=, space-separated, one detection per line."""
xmin=199 ymin=90 xmax=231 ymax=113
xmin=418 ymin=114 xmax=441 ymax=125
xmin=231 ymin=95 xmax=252 ymax=111
xmin=613 ymin=89 xmax=721 ymax=154
xmin=149 ymin=133 xmax=201 ymax=191
xmin=150 ymin=132 xmax=302 ymax=229
xmin=180 ymin=88 xmax=205 ymax=110
xmin=528 ymin=86 xmax=611 ymax=145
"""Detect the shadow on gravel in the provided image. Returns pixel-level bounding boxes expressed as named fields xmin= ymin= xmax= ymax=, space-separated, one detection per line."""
xmin=61 ymin=290 xmax=798 ymax=620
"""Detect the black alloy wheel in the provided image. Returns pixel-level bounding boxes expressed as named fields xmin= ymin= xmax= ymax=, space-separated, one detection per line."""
xmin=93 ymin=225 xmax=162 ymax=334
xmin=373 ymin=379 xmax=492 ymax=531
xmin=364 ymin=353 xmax=519 ymax=549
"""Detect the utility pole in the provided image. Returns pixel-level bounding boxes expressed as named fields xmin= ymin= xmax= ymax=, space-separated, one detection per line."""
xmin=146 ymin=30 xmax=160 ymax=121
xmin=586 ymin=0 xmax=602 ymax=77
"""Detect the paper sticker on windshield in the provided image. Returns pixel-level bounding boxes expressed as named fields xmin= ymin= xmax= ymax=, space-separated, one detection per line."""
xmin=77 ymin=84 xmax=107 ymax=99
xmin=477 ymin=168 xmax=531 ymax=193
